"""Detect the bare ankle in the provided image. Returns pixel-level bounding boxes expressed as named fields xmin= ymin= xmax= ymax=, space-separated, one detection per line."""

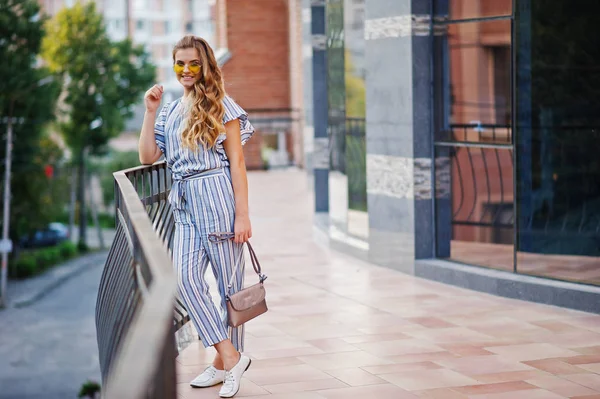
xmin=222 ymin=352 xmax=241 ymax=370
xmin=212 ymin=354 xmax=224 ymax=370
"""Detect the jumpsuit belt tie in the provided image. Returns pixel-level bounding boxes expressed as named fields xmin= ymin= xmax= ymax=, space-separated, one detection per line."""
xmin=171 ymin=167 xmax=225 ymax=209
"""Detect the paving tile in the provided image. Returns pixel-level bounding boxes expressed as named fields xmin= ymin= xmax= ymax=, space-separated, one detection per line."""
xmin=526 ymin=375 xmax=598 ymax=397
xmin=524 ymin=359 xmax=591 ymax=375
xmin=560 ymin=356 xmax=600 ymax=366
xmin=468 ymin=389 xmax=565 ymax=399
xmin=413 ymin=388 xmax=469 ymax=398
xmin=316 ymin=384 xmax=419 ymax=398
xmin=305 ymin=338 xmax=360 ymax=353
xmin=579 ymin=364 xmax=600 ymax=374
xmin=576 ymin=347 xmax=600 ymax=356
xmin=377 ymin=368 xmax=480 ymax=391
xmin=388 ymin=351 xmax=461 ymax=364
xmin=246 ymin=346 xmax=325 ymax=360
xmin=297 ymin=351 xmax=393 ymax=371
xmin=437 ymin=344 xmax=495 ymax=357
xmin=171 ymin=170 xmax=600 ymax=398
xmin=324 ymin=368 xmax=387 ymax=386
xmin=563 ymin=374 xmax=600 ymax=391
xmin=486 ymin=343 xmax=580 ymax=362
xmin=341 ymin=333 xmax=411 ymax=344
xmin=262 ymin=378 xmax=348 ymax=394
xmin=248 ymin=357 xmax=306 ymax=370
xmin=362 ymin=361 xmax=443 ymax=375
xmin=354 ymin=339 xmax=444 ymax=358
xmin=471 ymin=370 xmax=554 ymax=384
xmin=237 ymin=393 xmax=324 ymax=399
xmin=243 ymin=364 xmax=331 ymax=386
xmin=452 ymin=381 xmax=537 ymax=395
xmin=406 ymin=317 xmax=457 ymax=329
xmin=436 ymin=355 xmax=533 ymax=375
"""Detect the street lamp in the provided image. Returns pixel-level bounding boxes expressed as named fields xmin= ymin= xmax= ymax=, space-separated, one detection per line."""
xmin=0 ymin=76 xmax=54 ymax=308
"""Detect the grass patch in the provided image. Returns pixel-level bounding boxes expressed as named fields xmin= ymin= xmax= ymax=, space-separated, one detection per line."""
xmin=9 ymin=241 xmax=85 ymax=279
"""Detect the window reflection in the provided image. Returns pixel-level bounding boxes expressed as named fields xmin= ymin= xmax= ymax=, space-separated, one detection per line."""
xmin=435 ymin=0 xmax=512 ymax=21
xmin=436 ymin=19 xmax=512 ymax=143
xmin=515 ymin=0 xmax=600 ymax=284
xmin=344 ymin=0 xmax=367 ymax=240
xmin=435 ymin=17 xmax=514 ymax=272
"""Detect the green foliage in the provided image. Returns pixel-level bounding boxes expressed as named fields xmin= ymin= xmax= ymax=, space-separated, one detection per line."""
xmin=101 ymin=151 xmax=140 ymax=205
xmin=9 ymin=241 xmax=82 ymax=279
xmin=58 ymin=240 xmax=77 ymax=259
xmin=41 ymin=2 xmax=156 ymax=154
xmin=345 ymin=50 xmax=365 ymax=118
xmin=78 ymin=380 xmax=101 ymax=398
xmin=41 ymin=2 xmax=155 ymax=246
xmin=92 ymin=150 xmax=141 ymax=206
xmin=0 ymin=0 xmax=64 ymax=242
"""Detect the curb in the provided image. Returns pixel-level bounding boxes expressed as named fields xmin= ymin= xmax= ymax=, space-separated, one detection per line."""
xmin=9 ymin=251 xmax=109 ymax=308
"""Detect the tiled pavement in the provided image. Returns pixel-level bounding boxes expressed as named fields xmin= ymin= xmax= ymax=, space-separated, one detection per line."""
xmin=176 ymin=169 xmax=600 ymax=399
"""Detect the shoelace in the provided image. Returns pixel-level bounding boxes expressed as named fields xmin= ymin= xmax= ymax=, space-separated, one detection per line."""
xmin=223 ymin=371 xmax=235 ymax=388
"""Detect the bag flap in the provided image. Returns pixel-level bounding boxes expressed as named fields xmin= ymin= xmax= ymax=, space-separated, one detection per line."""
xmin=228 ymin=283 xmax=266 ymax=311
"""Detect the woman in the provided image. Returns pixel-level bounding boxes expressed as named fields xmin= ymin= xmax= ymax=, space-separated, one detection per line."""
xmin=138 ymin=35 xmax=253 ymax=398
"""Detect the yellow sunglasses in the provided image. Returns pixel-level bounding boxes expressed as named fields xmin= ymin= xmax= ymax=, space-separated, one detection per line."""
xmin=173 ymin=63 xmax=201 ymax=75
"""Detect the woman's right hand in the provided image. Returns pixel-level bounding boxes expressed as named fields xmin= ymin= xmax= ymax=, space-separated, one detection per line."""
xmin=144 ymin=84 xmax=163 ymax=113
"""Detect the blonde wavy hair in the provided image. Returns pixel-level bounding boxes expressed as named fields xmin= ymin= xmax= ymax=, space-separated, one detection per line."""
xmin=173 ymin=35 xmax=226 ymax=150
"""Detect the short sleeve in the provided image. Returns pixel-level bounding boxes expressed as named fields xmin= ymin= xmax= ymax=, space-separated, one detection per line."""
xmin=215 ymin=95 xmax=256 ymax=157
xmin=154 ymin=102 xmax=170 ymax=154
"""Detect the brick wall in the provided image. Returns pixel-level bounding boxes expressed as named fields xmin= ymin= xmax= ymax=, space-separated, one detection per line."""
xmin=215 ymin=0 xmax=292 ymax=169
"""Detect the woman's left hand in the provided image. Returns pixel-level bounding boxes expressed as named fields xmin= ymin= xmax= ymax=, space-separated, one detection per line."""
xmin=234 ymin=214 xmax=252 ymax=243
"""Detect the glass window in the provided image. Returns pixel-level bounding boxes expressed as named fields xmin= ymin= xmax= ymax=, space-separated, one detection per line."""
xmin=326 ymin=0 xmax=368 ymax=242
xmin=435 ymin=19 xmax=512 ymax=144
xmin=515 ymin=0 xmax=600 ymax=285
xmin=435 ymin=0 xmax=512 ymax=21
xmin=434 ymin=16 xmax=514 ymax=272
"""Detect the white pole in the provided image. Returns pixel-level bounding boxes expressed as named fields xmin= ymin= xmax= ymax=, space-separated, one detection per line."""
xmin=0 ymin=111 xmax=14 ymax=307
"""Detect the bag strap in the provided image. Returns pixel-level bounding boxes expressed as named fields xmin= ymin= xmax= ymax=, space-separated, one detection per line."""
xmin=207 ymin=232 xmax=267 ymax=293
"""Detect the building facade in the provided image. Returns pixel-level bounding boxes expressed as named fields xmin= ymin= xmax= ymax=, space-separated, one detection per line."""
xmin=305 ymin=0 xmax=600 ymax=312
xmin=40 ymin=0 xmax=306 ymax=170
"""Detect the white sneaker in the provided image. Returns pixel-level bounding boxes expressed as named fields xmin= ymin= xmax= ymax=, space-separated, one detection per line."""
xmin=218 ymin=355 xmax=251 ymax=398
xmin=190 ymin=365 xmax=225 ymax=388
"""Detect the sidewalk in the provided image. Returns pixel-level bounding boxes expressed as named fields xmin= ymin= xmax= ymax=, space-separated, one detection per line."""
xmin=4 ymin=251 xmax=108 ymax=308
xmin=177 ymin=169 xmax=600 ymax=399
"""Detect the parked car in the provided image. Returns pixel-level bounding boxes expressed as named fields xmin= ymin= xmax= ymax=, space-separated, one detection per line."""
xmin=19 ymin=222 xmax=69 ymax=249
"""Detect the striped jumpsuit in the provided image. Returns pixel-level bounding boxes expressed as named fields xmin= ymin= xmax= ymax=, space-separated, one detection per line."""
xmin=154 ymin=95 xmax=255 ymax=351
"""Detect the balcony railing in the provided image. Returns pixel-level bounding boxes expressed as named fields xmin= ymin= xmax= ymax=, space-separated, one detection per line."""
xmin=95 ymin=162 xmax=187 ymax=398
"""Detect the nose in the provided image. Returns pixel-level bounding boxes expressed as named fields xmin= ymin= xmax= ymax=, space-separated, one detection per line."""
xmin=183 ymin=65 xmax=190 ymax=73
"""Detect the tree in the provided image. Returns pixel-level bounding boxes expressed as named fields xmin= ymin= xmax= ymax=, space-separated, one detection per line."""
xmin=41 ymin=2 xmax=155 ymax=248
xmin=0 ymin=0 xmax=63 ymax=244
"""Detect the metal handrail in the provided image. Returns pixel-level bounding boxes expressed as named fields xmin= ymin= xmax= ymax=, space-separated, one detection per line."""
xmin=96 ymin=161 xmax=180 ymax=398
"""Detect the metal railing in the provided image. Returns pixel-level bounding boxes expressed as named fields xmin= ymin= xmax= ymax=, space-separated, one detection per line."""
xmin=95 ymin=162 xmax=186 ymax=398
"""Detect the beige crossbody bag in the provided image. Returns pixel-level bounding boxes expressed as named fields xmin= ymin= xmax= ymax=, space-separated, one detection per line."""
xmin=208 ymin=232 xmax=268 ymax=327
